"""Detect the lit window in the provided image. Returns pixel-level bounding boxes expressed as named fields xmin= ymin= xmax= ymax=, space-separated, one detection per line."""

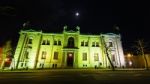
xmin=68 ymin=53 xmax=72 ymax=57
xmin=41 ymin=51 xmax=47 ymax=59
xmin=54 ymin=52 xmax=58 ymax=60
xmin=82 ymin=53 xmax=87 ymax=61
xmin=94 ymin=53 xmax=99 ymax=61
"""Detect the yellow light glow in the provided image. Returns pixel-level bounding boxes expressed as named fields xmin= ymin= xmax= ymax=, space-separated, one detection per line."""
xmin=127 ymin=53 xmax=132 ymax=57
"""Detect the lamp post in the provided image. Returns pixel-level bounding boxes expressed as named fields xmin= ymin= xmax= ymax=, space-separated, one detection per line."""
xmin=127 ymin=53 xmax=133 ymax=68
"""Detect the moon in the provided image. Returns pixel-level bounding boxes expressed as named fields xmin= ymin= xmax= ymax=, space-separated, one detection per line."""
xmin=75 ymin=12 xmax=79 ymax=16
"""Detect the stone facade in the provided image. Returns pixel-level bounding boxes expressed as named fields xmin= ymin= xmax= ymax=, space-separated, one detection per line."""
xmin=11 ymin=26 xmax=125 ymax=69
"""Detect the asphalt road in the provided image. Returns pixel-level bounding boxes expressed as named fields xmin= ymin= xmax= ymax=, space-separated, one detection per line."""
xmin=0 ymin=69 xmax=150 ymax=84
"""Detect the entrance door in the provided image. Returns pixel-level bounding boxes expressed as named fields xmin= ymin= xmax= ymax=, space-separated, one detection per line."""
xmin=67 ymin=52 xmax=74 ymax=67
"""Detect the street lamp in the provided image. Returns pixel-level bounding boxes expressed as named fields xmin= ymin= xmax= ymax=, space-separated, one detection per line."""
xmin=127 ymin=53 xmax=134 ymax=68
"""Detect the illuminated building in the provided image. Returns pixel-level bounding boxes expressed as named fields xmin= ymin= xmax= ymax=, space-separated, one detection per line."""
xmin=11 ymin=26 xmax=125 ymax=69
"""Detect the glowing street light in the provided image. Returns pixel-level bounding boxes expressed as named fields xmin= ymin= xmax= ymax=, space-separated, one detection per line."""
xmin=127 ymin=53 xmax=131 ymax=57
xmin=5 ymin=58 xmax=10 ymax=61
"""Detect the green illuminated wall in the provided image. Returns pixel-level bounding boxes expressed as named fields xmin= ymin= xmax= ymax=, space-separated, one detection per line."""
xmin=11 ymin=26 xmax=125 ymax=69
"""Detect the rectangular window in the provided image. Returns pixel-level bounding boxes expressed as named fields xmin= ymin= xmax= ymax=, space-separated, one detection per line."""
xmin=42 ymin=40 xmax=46 ymax=45
xmin=24 ymin=51 xmax=29 ymax=59
xmin=85 ymin=42 xmax=88 ymax=46
xmin=47 ymin=40 xmax=50 ymax=45
xmin=41 ymin=51 xmax=47 ymax=59
xmin=96 ymin=42 xmax=99 ymax=47
xmin=112 ymin=54 xmax=115 ymax=61
xmin=109 ymin=42 xmax=113 ymax=47
xmin=28 ymin=46 xmax=32 ymax=49
xmin=81 ymin=41 xmax=84 ymax=46
xmin=92 ymin=42 xmax=95 ymax=47
xmin=28 ymin=39 xmax=32 ymax=44
xmin=54 ymin=40 xmax=57 ymax=45
xmin=21 ymin=63 xmax=23 ymax=67
xmin=58 ymin=41 xmax=61 ymax=45
xmin=54 ymin=52 xmax=58 ymax=60
xmin=82 ymin=53 xmax=87 ymax=61
xmin=94 ymin=53 xmax=99 ymax=61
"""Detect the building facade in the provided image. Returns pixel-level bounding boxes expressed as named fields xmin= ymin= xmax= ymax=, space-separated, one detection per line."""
xmin=11 ymin=26 xmax=125 ymax=69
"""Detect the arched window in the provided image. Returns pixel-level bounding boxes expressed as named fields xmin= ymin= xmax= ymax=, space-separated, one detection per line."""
xmin=68 ymin=37 xmax=74 ymax=48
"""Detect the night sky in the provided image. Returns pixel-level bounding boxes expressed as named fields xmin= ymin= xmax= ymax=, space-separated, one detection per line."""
xmin=0 ymin=0 xmax=150 ymax=52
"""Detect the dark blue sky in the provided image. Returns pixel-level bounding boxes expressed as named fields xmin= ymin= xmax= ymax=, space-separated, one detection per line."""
xmin=0 ymin=0 xmax=150 ymax=51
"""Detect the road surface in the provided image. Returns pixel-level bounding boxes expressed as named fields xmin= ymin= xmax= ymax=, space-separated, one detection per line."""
xmin=0 ymin=69 xmax=150 ymax=84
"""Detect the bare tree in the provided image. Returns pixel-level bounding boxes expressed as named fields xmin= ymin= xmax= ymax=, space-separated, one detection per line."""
xmin=1 ymin=40 xmax=13 ymax=69
xmin=133 ymin=39 xmax=149 ymax=70
xmin=101 ymin=36 xmax=115 ymax=71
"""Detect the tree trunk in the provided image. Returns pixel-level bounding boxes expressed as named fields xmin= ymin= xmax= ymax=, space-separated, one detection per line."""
xmin=102 ymin=37 xmax=115 ymax=71
xmin=138 ymin=40 xmax=149 ymax=70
